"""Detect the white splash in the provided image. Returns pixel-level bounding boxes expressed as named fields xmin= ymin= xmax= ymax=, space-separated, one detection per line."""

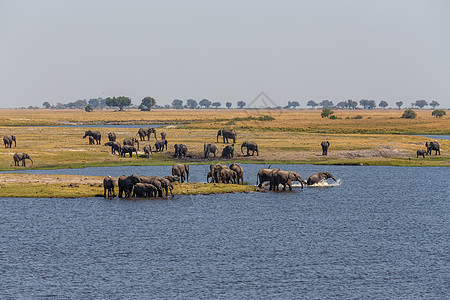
xmin=307 ymin=178 xmax=342 ymax=187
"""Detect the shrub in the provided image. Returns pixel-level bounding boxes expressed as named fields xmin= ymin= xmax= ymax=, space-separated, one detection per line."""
xmin=431 ymin=110 xmax=446 ymax=118
xmin=401 ymin=109 xmax=417 ymax=119
xmin=329 ymin=115 xmax=338 ymax=119
xmin=84 ymin=104 xmax=93 ymax=112
xmin=321 ymin=108 xmax=334 ymax=118
xmin=353 ymin=115 xmax=363 ymax=119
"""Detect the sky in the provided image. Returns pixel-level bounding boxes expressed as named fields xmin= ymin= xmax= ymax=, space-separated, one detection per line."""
xmin=1 ymin=0 xmax=449 ymax=108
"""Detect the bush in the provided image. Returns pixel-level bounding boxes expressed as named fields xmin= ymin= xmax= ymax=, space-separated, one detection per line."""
xmin=85 ymin=104 xmax=93 ymax=112
xmin=353 ymin=115 xmax=363 ymax=119
xmin=321 ymin=108 xmax=334 ymax=118
xmin=401 ymin=109 xmax=417 ymax=119
xmin=329 ymin=115 xmax=338 ymax=119
xmin=431 ymin=109 xmax=446 ymax=118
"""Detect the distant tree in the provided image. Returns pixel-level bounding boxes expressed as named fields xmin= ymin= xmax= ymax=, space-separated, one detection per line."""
xmin=85 ymin=104 xmax=93 ymax=112
xmin=320 ymin=100 xmax=334 ymax=108
xmin=42 ymin=102 xmax=51 ymax=109
xmin=401 ymin=109 xmax=417 ymax=119
xmin=336 ymin=101 xmax=347 ymax=109
xmin=396 ymin=101 xmax=403 ymax=109
xmin=212 ymin=102 xmax=221 ymax=108
xmin=199 ymin=99 xmax=212 ymax=108
xmin=347 ymin=100 xmax=358 ymax=109
xmin=55 ymin=102 xmax=66 ymax=109
xmin=431 ymin=109 xmax=446 ymax=118
xmin=321 ymin=108 xmax=334 ymax=118
xmin=88 ymin=98 xmax=99 ymax=108
xmin=360 ymin=99 xmax=376 ymax=109
xmin=237 ymin=101 xmax=246 ymax=109
xmin=286 ymin=101 xmax=299 ymax=109
xmin=429 ymin=101 xmax=440 ymax=109
xmin=139 ymin=97 xmax=156 ymax=111
xmin=105 ymin=96 xmax=132 ymax=111
xmin=226 ymin=102 xmax=232 ymax=108
xmin=172 ymin=99 xmax=183 ymax=109
xmin=414 ymin=99 xmax=428 ymax=109
xmin=186 ymin=99 xmax=198 ymax=109
xmin=307 ymin=100 xmax=318 ymax=108
xmin=379 ymin=100 xmax=389 ymax=109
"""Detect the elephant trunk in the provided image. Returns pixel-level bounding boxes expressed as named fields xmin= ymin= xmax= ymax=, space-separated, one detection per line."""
xmin=216 ymin=134 xmax=219 ymax=143
xmin=241 ymin=145 xmax=244 ymax=154
xmin=331 ymin=175 xmax=336 ymax=182
xmin=29 ymin=158 xmax=33 ymax=165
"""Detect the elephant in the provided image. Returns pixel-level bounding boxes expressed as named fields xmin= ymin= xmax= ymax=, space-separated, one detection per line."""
xmin=256 ymin=167 xmax=279 ymax=188
xmin=321 ymin=141 xmax=330 ymax=156
xmin=139 ymin=176 xmax=164 ymax=197
xmin=164 ymin=175 xmax=180 ymax=183
xmin=241 ymin=142 xmax=259 ymax=156
xmin=103 ymin=175 xmax=116 ymax=198
xmin=172 ymin=163 xmax=189 ymax=183
xmin=155 ymin=140 xmax=168 ymax=152
xmin=417 ymin=150 xmax=427 ymax=158
xmin=306 ymin=171 xmax=336 ymax=185
xmin=204 ymin=143 xmax=218 ymax=158
xmin=104 ymin=141 xmax=122 ymax=155
xmin=160 ymin=132 xmax=166 ymax=140
xmin=13 ymin=153 xmax=33 ymax=167
xmin=229 ymin=163 xmax=244 ymax=184
xmin=123 ymin=137 xmax=139 ymax=150
xmin=221 ymin=144 xmax=234 ymax=158
xmin=174 ymin=144 xmax=188 ymax=158
xmin=3 ymin=135 xmax=16 ymax=148
xmin=209 ymin=164 xmax=229 ymax=183
xmin=108 ymin=132 xmax=116 ymax=142
xmin=133 ymin=183 xmax=158 ymax=197
xmin=207 ymin=171 xmax=213 ymax=183
xmin=118 ymin=174 xmax=140 ymax=197
xmin=271 ymin=170 xmax=304 ymax=191
xmin=220 ymin=168 xmax=237 ymax=184
xmin=121 ymin=145 xmax=138 ymax=158
xmin=88 ymin=136 xmax=95 ymax=145
xmin=159 ymin=177 xmax=174 ymax=197
xmin=137 ymin=127 xmax=157 ymax=141
xmin=217 ymin=129 xmax=237 ymax=144
xmin=425 ymin=142 xmax=440 ymax=155
xmin=83 ymin=130 xmax=101 ymax=144
xmin=143 ymin=145 xmax=152 ymax=158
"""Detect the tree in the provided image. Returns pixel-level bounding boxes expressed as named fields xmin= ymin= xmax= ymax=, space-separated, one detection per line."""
xmin=286 ymin=101 xmax=299 ymax=109
xmin=307 ymin=100 xmax=318 ymax=108
xmin=360 ymin=99 xmax=376 ymax=109
xmin=212 ymin=102 xmax=221 ymax=108
xmin=89 ymin=98 xmax=100 ymax=108
xmin=347 ymin=100 xmax=358 ymax=109
xmin=431 ymin=110 xmax=446 ymax=118
xmin=237 ymin=101 xmax=246 ymax=109
xmin=396 ymin=101 xmax=403 ymax=109
xmin=226 ymin=102 xmax=232 ymax=108
xmin=336 ymin=101 xmax=347 ymax=109
xmin=85 ymin=104 xmax=93 ymax=112
xmin=401 ymin=109 xmax=417 ymax=119
xmin=379 ymin=100 xmax=389 ymax=109
xmin=321 ymin=108 xmax=334 ymax=118
xmin=42 ymin=102 xmax=51 ymax=109
xmin=172 ymin=99 xmax=183 ymax=109
xmin=414 ymin=100 xmax=428 ymax=109
xmin=199 ymin=99 xmax=212 ymax=108
xmin=320 ymin=100 xmax=334 ymax=107
xmin=105 ymin=96 xmax=132 ymax=111
xmin=139 ymin=97 xmax=156 ymax=111
xmin=186 ymin=99 xmax=198 ymax=109
xmin=430 ymin=101 xmax=440 ymax=109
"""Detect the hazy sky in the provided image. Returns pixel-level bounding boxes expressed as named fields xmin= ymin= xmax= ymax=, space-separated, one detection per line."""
xmin=1 ymin=0 xmax=449 ymax=108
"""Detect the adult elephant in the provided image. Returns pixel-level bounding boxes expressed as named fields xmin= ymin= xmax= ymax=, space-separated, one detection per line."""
xmin=103 ymin=175 xmax=116 ymax=198
xmin=271 ymin=170 xmax=304 ymax=191
xmin=155 ymin=140 xmax=168 ymax=152
xmin=139 ymin=176 xmax=164 ymax=197
xmin=217 ymin=129 xmax=237 ymax=144
xmin=13 ymin=153 xmax=33 ymax=167
xmin=108 ymin=132 xmax=116 ymax=142
xmin=204 ymin=143 xmax=218 ymax=158
xmin=256 ymin=167 xmax=279 ymax=188
xmin=241 ymin=142 xmax=259 ymax=156
xmin=3 ymin=135 xmax=16 ymax=148
xmin=118 ymin=174 xmax=140 ymax=197
xmin=425 ymin=142 xmax=440 ymax=155
xmin=105 ymin=141 xmax=122 ymax=155
xmin=123 ymin=137 xmax=139 ymax=150
xmin=220 ymin=168 xmax=237 ymax=184
xmin=121 ymin=145 xmax=138 ymax=158
xmin=174 ymin=144 xmax=188 ymax=158
xmin=210 ymin=164 xmax=229 ymax=183
xmin=83 ymin=130 xmax=101 ymax=145
xmin=172 ymin=163 xmax=189 ymax=183
xmin=137 ymin=127 xmax=157 ymax=141
xmin=133 ymin=183 xmax=158 ymax=197
xmin=221 ymin=144 xmax=234 ymax=158
xmin=321 ymin=141 xmax=330 ymax=156
xmin=230 ymin=163 xmax=244 ymax=184
xmin=306 ymin=171 xmax=336 ymax=185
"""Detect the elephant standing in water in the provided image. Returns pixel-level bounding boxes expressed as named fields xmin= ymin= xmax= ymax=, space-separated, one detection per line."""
xmin=13 ymin=153 xmax=33 ymax=166
xmin=321 ymin=141 xmax=330 ymax=156
xmin=204 ymin=143 xmax=218 ymax=158
xmin=3 ymin=135 xmax=16 ymax=148
xmin=230 ymin=163 xmax=244 ymax=184
xmin=139 ymin=176 xmax=166 ymax=197
xmin=217 ymin=129 xmax=237 ymax=143
xmin=425 ymin=142 xmax=440 ymax=155
xmin=271 ymin=170 xmax=304 ymax=191
xmin=306 ymin=171 xmax=336 ymax=185
xmin=241 ymin=142 xmax=259 ymax=156
xmin=108 ymin=132 xmax=116 ymax=142
xmin=138 ymin=127 xmax=157 ymax=141
xmin=172 ymin=163 xmax=189 ymax=183
xmin=118 ymin=174 xmax=140 ymax=198
xmin=256 ymin=167 xmax=279 ymax=188
xmin=103 ymin=175 xmax=116 ymax=198
xmin=83 ymin=130 xmax=101 ymax=144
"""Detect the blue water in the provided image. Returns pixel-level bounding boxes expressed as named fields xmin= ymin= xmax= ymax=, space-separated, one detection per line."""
xmin=0 ymin=165 xmax=448 ymax=298
xmin=419 ymin=135 xmax=450 ymax=140
xmin=36 ymin=124 xmax=169 ymax=129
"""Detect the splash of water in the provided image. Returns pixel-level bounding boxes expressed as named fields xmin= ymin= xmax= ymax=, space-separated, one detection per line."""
xmin=306 ymin=178 xmax=342 ymax=188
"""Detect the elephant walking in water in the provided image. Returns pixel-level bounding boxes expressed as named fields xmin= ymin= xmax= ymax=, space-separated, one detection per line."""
xmin=241 ymin=142 xmax=259 ymax=156
xmin=230 ymin=163 xmax=244 ymax=184
xmin=217 ymin=129 xmax=236 ymax=143
xmin=83 ymin=130 xmax=101 ymax=144
xmin=256 ymin=167 xmax=279 ymax=188
xmin=321 ymin=141 xmax=330 ymax=156
xmin=118 ymin=174 xmax=140 ymax=198
xmin=306 ymin=172 xmax=336 ymax=185
xmin=103 ymin=175 xmax=116 ymax=198
xmin=13 ymin=153 xmax=33 ymax=166
xmin=172 ymin=163 xmax=189 ymax=183
xmin=271 ymin=170 xmax=305 ymax=191
xmin=3 ymin=135 xmax=16 ymax=148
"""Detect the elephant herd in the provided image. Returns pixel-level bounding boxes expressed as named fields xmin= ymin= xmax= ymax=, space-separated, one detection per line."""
xmin=416 ymin=142 xmax=441 ymax=158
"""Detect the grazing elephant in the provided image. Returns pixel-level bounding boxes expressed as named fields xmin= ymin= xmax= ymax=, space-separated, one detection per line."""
xmin=217 ymin=129 xmax=237 ymax=143
xmin=3 ymin=135 xmax=16 ymax=148
xmin=256 ymin=167 xmax=279 ymax=188
xmin=425 ymin=142 xmax=440 ymax=155
xmin=13 ymin=153 xmax=33 ymax=166
xmin=105 ymin=141 xmax=122 ymax=155
xmin=220 ymin=168 xmax=237 ymax=184
xmin=103 ymin=175 xmax=116 ymax=198
xmin=108 ymin=132 xmax=116 ymax=142
xmin=306 ymin=171 xmax=336 ymax=185
xmin=88 ymin=136 xmax=95 ymax=145
xmin=138 ymin=127 xmax=157 ymax=141
xmin=123 ymin=137 xmax=139 ymax=150
xmin=143 ymin=145 xmax=152 ymax=158
xmin=221 ymin=144 xmax=234 ymax=158
xmin=139 ymin=176 xmax=164 ymax=197
xmin=321 ymin=141 xmax=330 ymax=156
xmin=118 ymin=174 xmax=140 ymax=197
xmin=121 ymin=145 xmax=138 ymax=158
xmin=164 ymin=175 xmax=180 ymax=183
xmin=160 ymin=132 xmax=166 ymax=140
xmin=133 ymin=183 xmax=158 ymax=197
xmin=271 ymin=170 xmax=304 ymax=191
xmin=229 ymin=163 xmax=244 ymax=184
xmin=174 ymin=144 xmax=188 ymax=158
xmin=172 ymin=163 xmax=189 ymax=183
xmin=83 ymin=130 xmax=101 ymax=144
xmin=204 ymin=143 xmax=218 ymax=158
xmin=154 ymin=140 xmax=168 ymax=152
xmin=241 ymin=142 xmax=259 ymax=156
xmin=417 ymin=150 xmax=427 ymax=158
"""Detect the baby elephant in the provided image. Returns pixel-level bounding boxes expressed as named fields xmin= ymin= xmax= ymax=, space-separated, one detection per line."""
xmin=103 ymin=175 xmax=116 ymax=198
xmin=416 ymin=150 xmax=427 ymax=158
xmin=307 ymin=171 xmax=336 ymax=185
xmin=13 ymin=153 xmax=33 ymax=166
